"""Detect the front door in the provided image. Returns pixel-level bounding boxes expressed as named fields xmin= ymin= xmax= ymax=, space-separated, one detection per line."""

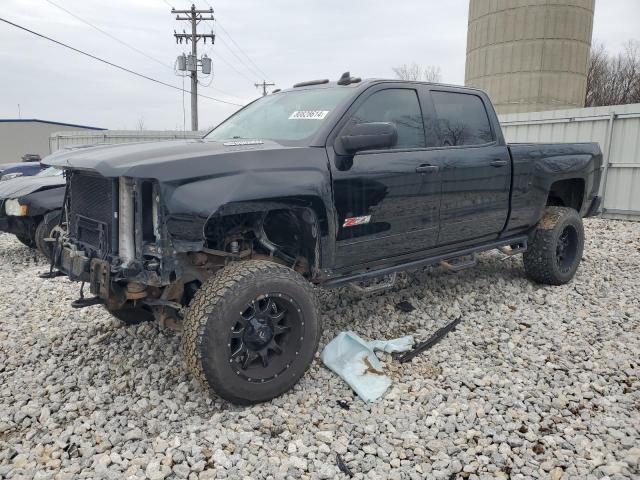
xmin=329 ymin=87 xmax=442 ymax=268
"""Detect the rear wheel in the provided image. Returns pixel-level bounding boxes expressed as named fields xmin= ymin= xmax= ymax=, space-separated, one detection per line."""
xmin=523 ymin=207 xmax=584 ymax=285
xmin=35 ymin=211 xmax=61 ymax=260
xmin=181 ymin=260 xmax=321 ymax=405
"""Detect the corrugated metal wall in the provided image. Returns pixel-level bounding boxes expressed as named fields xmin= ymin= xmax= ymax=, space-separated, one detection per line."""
xmin=499 ymin=104 xmax=640 ymax=220
xmin=49 ymin=130 xmax=205 ymax=152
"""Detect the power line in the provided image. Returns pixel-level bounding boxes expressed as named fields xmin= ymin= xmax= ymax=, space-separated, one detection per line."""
xmin=212 ymin=49 xmax=258 ymax=85
xmin=216 ymin=20 xmax=271 ymax=81
xmin=46 ymin=0 xmax=244 ymax=101
xmin=192 ymin=15 xmax=258 ymax=86
xmin=44 ymin=0 xmax=172 ymax=70
xmin=172 ymin=1 xmax=270 ymax=88
xmin=196 ymin=0 xmax=270 ymax=84
xmin=215 ymin=34 xmax=263 ymax=81
xmin=199 ymin=0 xmax=269 ymax=81
xmin=0 ymin=16 xmax=243 ymax=107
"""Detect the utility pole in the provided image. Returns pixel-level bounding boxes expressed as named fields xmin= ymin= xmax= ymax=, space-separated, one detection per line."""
xmin=255 ymin=80 xmax=275 ymax=97
xmin=173 ymin=4 xmax=215 ymax=131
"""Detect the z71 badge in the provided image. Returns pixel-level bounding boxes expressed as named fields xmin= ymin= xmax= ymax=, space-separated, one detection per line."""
xmin=343 ymin=215 xmax=371 ymax=228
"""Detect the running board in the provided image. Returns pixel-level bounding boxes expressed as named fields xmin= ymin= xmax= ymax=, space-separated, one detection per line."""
xmin=323 ymin=235 xmax=529 ymax=289
xmin=348 ymin=273 xmax=397 ymax=295
xmin=498 ymin=240 xmax=528 ymax=256
xmin=440 ymin=254 xmax=477 ymax=273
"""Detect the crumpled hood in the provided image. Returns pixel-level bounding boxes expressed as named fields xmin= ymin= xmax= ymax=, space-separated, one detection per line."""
xmin=43 ymin=139 xmax=296 ymax=182
xmin=0 ymin=175 xmax=65 ymax=200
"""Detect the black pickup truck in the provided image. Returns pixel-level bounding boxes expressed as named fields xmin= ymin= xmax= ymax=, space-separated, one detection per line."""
xmin=45 ymin=74 xmax=602 ymax=404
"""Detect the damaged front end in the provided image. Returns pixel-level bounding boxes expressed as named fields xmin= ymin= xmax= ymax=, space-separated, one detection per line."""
xmin=53 ymin=171 xmax=203 ymax=320
xmin=52 ymin=168 xmax=322 ymax=323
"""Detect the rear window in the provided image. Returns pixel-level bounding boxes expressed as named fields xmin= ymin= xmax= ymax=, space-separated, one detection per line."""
xmin=431 ymin=91 xmax=494 ymax=146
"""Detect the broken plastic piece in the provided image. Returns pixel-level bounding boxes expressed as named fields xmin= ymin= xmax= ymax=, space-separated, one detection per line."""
xmin=320 ymin=331 xmax=414 ymax=402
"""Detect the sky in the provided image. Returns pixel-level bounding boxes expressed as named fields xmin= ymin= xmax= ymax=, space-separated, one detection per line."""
xmin=0 ymin=0 xmax=638 ymax=131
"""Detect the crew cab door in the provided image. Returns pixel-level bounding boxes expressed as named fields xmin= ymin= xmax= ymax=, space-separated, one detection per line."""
xmin=426 ymin=89 xmax=511 ymax=245
xmin=327 ymin=85 xmax=442 ymax=268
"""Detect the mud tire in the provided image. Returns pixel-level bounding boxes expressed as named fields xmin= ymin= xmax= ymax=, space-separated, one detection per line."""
xmin=181 ymin=260 xmax=320 ymax=405
xmin=523 ymin=207 xmax=584 ymax=285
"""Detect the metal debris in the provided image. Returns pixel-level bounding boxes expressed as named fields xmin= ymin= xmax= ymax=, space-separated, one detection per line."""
xmin=398 ymin=317 xmax=462 ymax=363
xmin=395 ymin=300 xmax=415 ymax=313
xmin=336 ymin=453 xmax=353 ymax=477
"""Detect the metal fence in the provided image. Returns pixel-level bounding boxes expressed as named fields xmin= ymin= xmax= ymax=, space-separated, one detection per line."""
xmin=499 ymin=103 xmax=640 ymax=221
xmin=49 ymin=130 xmax=205 ymax=153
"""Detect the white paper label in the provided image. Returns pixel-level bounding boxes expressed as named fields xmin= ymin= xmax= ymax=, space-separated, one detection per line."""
xmin=288 ymin=110 xmax=330 ymax=120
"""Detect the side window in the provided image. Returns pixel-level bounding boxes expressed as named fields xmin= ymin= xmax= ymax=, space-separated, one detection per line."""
xmin=347 ymin=89 xmax=425 ymax=149
xmin=431 ymin=91 xmax=494 ymax=146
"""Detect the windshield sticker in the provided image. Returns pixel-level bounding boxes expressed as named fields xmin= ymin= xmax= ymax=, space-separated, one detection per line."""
xmin=289 ymin=110 xmax=330 ymax=120
xmin=223 ymin=140 xmax=264 ymax=146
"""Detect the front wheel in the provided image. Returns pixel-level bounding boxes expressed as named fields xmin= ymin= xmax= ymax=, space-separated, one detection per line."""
xmin=15 ymin=233 xmax=36 ymax=249
xmin=523 ymin=207 xmax=584 ymax=285
xmin=35 ymin=211 xmax=61 ymax=260
xmin=181 ymin=260 xmax=321 ymax=405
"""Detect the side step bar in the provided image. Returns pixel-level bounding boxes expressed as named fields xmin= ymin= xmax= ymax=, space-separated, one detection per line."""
xmin=323 ymin=235 xmax=529 ymax=289
xmin=348 ymin=273 xmax=398 ymax=295
xmin=440 ymin=254 xmax=477 ymax=273
xmin=498 ymin=241 xmax=528 ymax=256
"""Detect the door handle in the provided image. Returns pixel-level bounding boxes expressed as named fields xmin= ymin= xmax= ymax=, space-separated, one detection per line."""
xmin=415 ymin=164 xmax=439 ymax=174
xmin=490 ymin=160 xmax=508 ymax=167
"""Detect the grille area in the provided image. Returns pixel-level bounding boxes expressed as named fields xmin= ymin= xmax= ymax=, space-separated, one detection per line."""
xmin=69 ymin=172 xmax=116 ymax=255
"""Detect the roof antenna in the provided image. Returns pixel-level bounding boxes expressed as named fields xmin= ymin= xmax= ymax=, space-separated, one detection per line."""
xmin=337 ymin=72 xmax=351 ymax=85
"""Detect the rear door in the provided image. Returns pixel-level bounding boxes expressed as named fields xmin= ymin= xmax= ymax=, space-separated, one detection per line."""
xmin=328 ymin=85 xmax=442 ymax=268
xmin=426 ymin=89 xmax=511 ymax=245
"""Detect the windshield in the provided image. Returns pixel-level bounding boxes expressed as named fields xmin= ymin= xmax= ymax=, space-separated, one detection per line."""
xmin=205 ymin=88 xmax=352 ymax=144
xmin=36 ymin=167 xmax=62 ymax=177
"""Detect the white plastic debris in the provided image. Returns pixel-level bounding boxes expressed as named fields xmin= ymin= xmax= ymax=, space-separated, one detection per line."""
xmin=320 ymin=331 xmax=414 ymax=402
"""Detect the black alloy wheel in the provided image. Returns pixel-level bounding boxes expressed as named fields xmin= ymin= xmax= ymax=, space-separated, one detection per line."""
xmin=555 ymin=224 xmax=579 ymax=274
xmin=229 ymin=294 xmax=302 ymax=383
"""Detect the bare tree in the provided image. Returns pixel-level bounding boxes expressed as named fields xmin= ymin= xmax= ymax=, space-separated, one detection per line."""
xmin=585 ymin=40 xmax=640 ymax=107
xmin=392 ymin=63 xmax=442 ymax=82
xmin=137 ymin=116 xmax=146 ymax=132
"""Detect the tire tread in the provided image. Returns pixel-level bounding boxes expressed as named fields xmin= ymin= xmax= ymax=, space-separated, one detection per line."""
xmin=523 ymin=207 xmax=583 ymax=285
xmin=181 ymin=260 xmax=319 ymax=404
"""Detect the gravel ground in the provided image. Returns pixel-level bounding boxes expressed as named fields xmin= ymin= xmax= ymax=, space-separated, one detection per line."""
xmin=0 ymin=218 xmax=639 ymax=480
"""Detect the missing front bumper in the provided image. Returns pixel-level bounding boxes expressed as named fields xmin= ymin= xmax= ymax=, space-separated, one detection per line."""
xmin=59 ymin=247 xmax=110 ymax=299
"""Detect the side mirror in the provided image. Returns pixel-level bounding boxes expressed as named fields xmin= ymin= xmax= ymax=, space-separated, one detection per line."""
xmin=339 ymin=122 xmax=398 ymax=153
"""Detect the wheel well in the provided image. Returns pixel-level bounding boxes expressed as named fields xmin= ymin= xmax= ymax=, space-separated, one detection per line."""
xmin=547 ymin=179 xmax=584 ymax=211
xmin=203 ymin=207 xmax=321 ymax=277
